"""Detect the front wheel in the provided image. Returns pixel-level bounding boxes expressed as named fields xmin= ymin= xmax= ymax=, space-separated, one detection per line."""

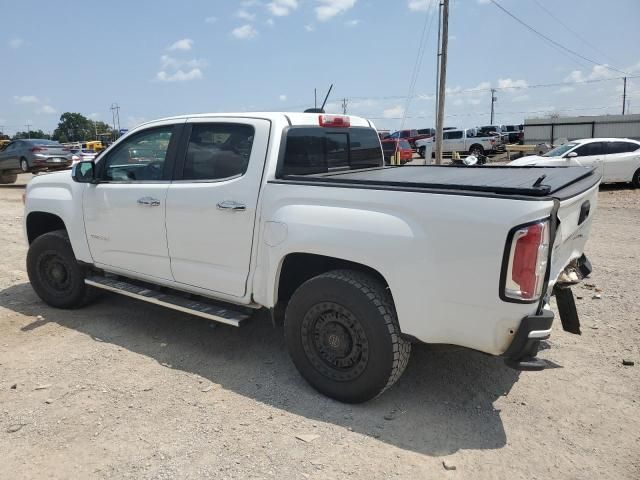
xmin=20 ymin=158 xmax=29 ymax=173
xmin=469 ymin=144 xmax=485 ymax=157
xmin=285 ymin=270 xmax=411 ymax=403
xmin=633 ymin=168 xmax=640 ymax=188
xmin=27 ymin=230 xmax=95 ymax=309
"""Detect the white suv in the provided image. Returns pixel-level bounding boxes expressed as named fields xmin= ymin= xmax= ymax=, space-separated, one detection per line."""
xmin=509 ymin=138 xmax=640 ymax=187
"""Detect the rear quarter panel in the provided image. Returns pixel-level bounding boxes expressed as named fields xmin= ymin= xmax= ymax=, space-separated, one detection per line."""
xmin=254 ymin=182 xmax=557 ymax=355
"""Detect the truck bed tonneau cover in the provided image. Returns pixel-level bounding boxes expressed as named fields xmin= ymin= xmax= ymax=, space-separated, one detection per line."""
xmin=283 ymin=165 xmax=599 ymax=198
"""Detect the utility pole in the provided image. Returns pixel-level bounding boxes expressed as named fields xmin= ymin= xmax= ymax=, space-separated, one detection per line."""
xmin=490 ymin=88 xmax=497 ymax=124
xmin=622 ymin=77 xmax=627 ymax=115
xmin=341 ymin=98 xmax=348 ymax=115
xmin=25 ymin=123 xmax=32 ymax=139
xmin=434 ymin=0 xmax=449 ymax=165
xmin=110 ymin=103 xmax=121 ymax=139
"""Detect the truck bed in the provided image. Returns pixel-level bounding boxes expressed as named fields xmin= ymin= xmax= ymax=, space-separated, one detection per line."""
xmin=279 ymin=165 xmax=600 ymax=199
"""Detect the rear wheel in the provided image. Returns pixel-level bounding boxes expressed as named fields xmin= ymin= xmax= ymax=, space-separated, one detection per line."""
xmin=0 ymin=172 xmax=17 ymax=184
xmin=285 ymin=269 xmax=411 ymax=403
xmin=469 ymin=144 xmax=485 ymax=157
xmin=27 ymin=230 xmax=95 ymax=309
xmin=418 ymin=146 xmax=425 ymax=159
xmin=20 ymin=158 xmax=29 ymax=173
xmin=633 ymin=168 xmax=640 ymax=188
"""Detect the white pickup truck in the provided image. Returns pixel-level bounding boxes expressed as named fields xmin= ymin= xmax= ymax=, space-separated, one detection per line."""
xmin=24 ymin=112 xmax=600 ymax=403
xmin=415 ymin=128 xmax=500 ymax=159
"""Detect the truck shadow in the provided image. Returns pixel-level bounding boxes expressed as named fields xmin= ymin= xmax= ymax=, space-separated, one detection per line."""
xmin=1 ymin=282 xmax=521 ymax=456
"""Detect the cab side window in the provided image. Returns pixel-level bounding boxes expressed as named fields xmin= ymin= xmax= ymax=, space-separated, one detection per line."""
xmin=183 ymin=124 xmax=255 ymax=181
xmin=573 ymin=142 xmax=604 ymax=157
xmin=101 ymin=127 xmax=174 ymax=182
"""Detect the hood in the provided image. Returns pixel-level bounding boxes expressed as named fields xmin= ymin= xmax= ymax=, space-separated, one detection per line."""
xmin=508 ymin=155 xmax=553 ymax=166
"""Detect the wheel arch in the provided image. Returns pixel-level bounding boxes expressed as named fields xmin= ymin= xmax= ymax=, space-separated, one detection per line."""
xmin=26 ymin=211 xmax=67 ymax=244
xmin=275 ymin=252 xmax=394 ymax=309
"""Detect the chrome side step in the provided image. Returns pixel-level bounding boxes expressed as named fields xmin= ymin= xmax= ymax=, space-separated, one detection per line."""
xmin=85 ymin=275 xmax=251 ymax=327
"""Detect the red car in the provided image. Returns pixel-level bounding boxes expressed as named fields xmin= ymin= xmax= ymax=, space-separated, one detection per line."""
xmin=385 ymin=129 xmax=432 ymax=150
xmin=381 ymin=139 xmax=413 ymax=165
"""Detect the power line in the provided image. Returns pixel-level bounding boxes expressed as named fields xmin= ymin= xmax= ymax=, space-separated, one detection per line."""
xmin=400 ymin=0 xmax=438 ymax=129
xmin=489 ymin=0 xmax=628 ymax=75
xmin=531 ymin=0 xmax=623 ymax=70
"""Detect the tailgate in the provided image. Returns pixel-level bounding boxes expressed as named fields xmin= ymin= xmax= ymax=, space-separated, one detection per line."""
xmin=548 ymin=181 xmax=599 ymax=287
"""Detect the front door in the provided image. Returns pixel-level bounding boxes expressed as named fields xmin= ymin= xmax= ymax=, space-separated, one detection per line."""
xmin=83 ymin=123 xmax=182 ymax=280
xmin=165 ymin=118 xmax=270 ymax=297
xmin=569 ymin=141 xmax=606 ymax=177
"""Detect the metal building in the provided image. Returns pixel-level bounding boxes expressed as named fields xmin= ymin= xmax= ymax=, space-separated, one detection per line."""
xmin=524 ymin=114 xmax=640 ymax=145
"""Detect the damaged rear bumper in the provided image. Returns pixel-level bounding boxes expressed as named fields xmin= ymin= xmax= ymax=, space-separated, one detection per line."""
xmin=504 ymin=310 xmax=554 ymax=371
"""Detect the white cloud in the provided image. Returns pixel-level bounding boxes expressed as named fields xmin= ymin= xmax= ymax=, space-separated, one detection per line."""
xmin=266 ymin=18 xmax=275 ymax=26
xmin=37 ymin=105 xmax=57 ymax=115
xmin=512 ymin=94 xmax=530 ymax=103
xmin=156 ymin=68 xmax=203 ymax=82
xmin=316 ymin=0 xmax=357 ymax=21
xmin=232 ymin=24 xmax=258 ymax=39
xmin=236 ymin=9 xmax=256 ymax=21
xmin=13 ymin=95 xmax=39 ymax=104
xmin=383 ymin=105 xmax=404 ymax=118
xmin=8 ymin=38 xmax=23 ymax=49
xmin=88 ymin=112 xmax=100 ymax=119
xmin=279 ymin=94 xmax=287 ymax=101
xmin=564 ymin=64 xmax=617 ymax=83
xmin=407 ymin=0 xmax=432 ymax=12
xmin=477 ymin=0 xmax=491 ymax=4
xmin=267 ymin=0 xmax=298 ymax=16
xmin=345 ymin=19 xmax=360 ymax=27
xmin=305 ymin=24 xmax=315 ymax=32
xmin=497 ymin=78 xmax=528 ymax=90
xmin=160 ymin=55 xmax=207 ymax=70
xmin=205 ymin=16 xmax=218 ymax=24
xmin=168 ymin=38 xmax=193 ymax=51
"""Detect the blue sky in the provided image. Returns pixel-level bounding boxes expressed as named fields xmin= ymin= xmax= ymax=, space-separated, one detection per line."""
xmin=1 ymin=0 xmax=639 ymax=136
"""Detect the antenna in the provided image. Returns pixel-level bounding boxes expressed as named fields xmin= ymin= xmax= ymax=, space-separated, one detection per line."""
xmin=320 ymin=84 xmax=333 ymax=111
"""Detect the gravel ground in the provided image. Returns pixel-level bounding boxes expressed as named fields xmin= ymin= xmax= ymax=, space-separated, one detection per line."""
xmin=0 ymin=174 xmax=638 ymax=479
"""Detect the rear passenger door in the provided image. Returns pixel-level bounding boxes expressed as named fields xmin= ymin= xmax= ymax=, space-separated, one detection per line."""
xmin=165 ymin=118 xmax=270 ymax=297
xmin=603 ymin=141 xmax=640 ymax=182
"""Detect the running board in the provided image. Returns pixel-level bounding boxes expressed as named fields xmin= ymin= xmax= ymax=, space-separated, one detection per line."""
xmin=85 ymin=275 xmax=251 ymax=327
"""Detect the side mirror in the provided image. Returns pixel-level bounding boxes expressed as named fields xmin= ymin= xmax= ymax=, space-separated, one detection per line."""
xmin=566 ymin=152 xmax=578 ymax=158
xmin=72 ymin=161 xmax=96 ymax=183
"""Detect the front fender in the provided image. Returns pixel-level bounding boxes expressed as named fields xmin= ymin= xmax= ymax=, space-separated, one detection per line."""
xmin=24 ymin=171 xmax=93 ymax=263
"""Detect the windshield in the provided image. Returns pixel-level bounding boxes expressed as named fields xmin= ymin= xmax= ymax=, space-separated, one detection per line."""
xmin=542 ymin=143 xmax=577 ymax=157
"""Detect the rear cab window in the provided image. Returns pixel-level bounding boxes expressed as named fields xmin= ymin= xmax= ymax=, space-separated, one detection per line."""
xmin=279 ymin=127 xmax=383 ymax=176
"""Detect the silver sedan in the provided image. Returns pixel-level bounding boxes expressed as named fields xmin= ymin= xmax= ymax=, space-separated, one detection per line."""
xmin=0 ymin=139 xmax=73 ymax=176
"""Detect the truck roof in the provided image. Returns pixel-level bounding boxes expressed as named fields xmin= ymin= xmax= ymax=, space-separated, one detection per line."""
xmin=134 ymin=112 xmax=374 ymax=129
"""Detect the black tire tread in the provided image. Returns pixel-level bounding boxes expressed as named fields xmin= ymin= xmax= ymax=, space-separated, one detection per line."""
xmin=310 ymin=269 xmax=411 ymax=397
xmin=632 ymin=167 xmax=640 ymax=188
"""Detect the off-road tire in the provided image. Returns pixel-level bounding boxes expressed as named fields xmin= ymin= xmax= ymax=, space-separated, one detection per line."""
xmin=27 ymin=230 xmax=95 ymax=309
xmin=0 ymin=172 xmax=18 ymax=184
xmin=632 ymin=168 xmax=640 ymax=188
xmin=284 ymin=269 xmax=411 ymax=403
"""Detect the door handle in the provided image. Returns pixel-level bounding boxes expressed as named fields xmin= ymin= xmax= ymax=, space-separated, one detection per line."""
xmin=217 ymin=200 xmax=246 ymax=212
xmin=137 ymin=196 xmax=161 ymax=207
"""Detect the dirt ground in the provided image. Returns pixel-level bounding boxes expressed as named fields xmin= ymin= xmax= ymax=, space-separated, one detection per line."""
xmin=0 ymin=174 xmax=638 ymax=480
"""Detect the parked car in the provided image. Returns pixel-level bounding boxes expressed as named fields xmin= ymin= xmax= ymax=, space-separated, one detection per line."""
xmin=381 ymin=139 xmax=413 ymax=164
xmin=478 ymin=125 xmax=509 ymax=146
xmin=416 ymin=128 xmax=499 ymax=158
xmin=417 ymin=128 xmax=435 ymax=136
xmin=24 ymin=112 xmax=600 ymax=403
xmin=70 ymin=148 xmax=97 ymax=164
xmin=0 ymin=139 xmax=72 ymax=182
xmin=385 ymin=129 xmax=431 ymax=150
xmin=509 ymin=138 xmax=640 ymax=187
xmin=503 ymin=124 xmax=523 ymax=144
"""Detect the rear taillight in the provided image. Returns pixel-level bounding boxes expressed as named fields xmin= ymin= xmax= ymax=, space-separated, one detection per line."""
xmin=30 ymin=147 xmax=46 ymax=152
xmin=503 ymin=220 xmax=550 ymax=302
xmin=319 ymin=115 xmax=350 ymax=128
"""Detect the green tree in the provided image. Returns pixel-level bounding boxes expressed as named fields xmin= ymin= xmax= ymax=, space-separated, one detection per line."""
xmin=14 ymin=129 xmax=50 ymax=140
xmin=52 ymin=112 xmax=92 ymax=142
